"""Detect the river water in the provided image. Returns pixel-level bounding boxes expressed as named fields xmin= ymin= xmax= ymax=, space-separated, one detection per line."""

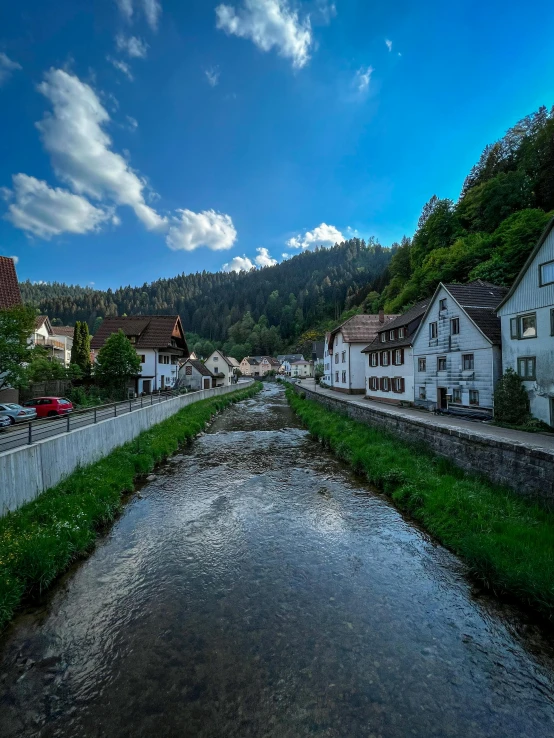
xmin=1 ymin=384 xmax=554 ymax=737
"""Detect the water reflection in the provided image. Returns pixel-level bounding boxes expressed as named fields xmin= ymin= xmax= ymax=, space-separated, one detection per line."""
xmin=1 ymin=384 xmax=553 ymax=738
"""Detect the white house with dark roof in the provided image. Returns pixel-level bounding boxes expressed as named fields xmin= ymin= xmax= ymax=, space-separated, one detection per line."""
xmin=277 ymin=354 xmax=304 ymax=376
xmin=204 ymin=350 xmax=238 ymax=386
xmin=291 ymin=360 xmax=314 ymax=378
xmin=363 ymin=300 xmax=429 ymax=404
xmin=90 ymin=315 xmax=189 ymax=394
xmin=327 ymin=313 xmax=398 ymax=393
xmin=412 ymin=281 xmax=507 ymax=414
xmin=178 ymin=358 xmax=214 ymax=391
xmin=497 ymin=218 xmax=554 ymax=426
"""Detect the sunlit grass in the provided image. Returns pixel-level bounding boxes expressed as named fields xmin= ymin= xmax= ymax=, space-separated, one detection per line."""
xmin=0 ymin=383 xmax=261 ymax=630
xmin=287 ymin=386 xmax=554 ymax=618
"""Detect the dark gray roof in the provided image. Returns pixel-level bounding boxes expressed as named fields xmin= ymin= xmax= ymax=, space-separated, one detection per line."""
xmin=377 ymin=300 xmax=429 ymax=332
xmin=444 ymin=280 xmax=508 ymax=309
xmin=464 ymin=308 xmax=503 ymax=344
xmin=185 ymin=359 xmax=213 ymax=377
xmin=363 ymin=300 xmax=429 ymax=352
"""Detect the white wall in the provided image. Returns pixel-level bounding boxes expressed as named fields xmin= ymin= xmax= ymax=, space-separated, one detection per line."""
xmin=365 ymin=346 xmax=415 ymax=402
xmin=0 ymin=382 xmax=254 ymax=516
xmin=205 ymin=351 xmax=232 ymax=385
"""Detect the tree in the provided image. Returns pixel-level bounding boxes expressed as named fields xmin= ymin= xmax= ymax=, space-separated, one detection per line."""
xmin=494 ymin=368 xmax=530 ymax=424
xmin=0 ymin=306 xmax=36 ymax=390
xmin=94 ymin=330 xmax=141 ymax=398
xmin=70 ymin=321 xmax=92 ymax=375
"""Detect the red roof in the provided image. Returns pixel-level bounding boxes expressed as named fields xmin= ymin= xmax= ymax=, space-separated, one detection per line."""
xmin=0 ymin=257 xmax=22 ymax=310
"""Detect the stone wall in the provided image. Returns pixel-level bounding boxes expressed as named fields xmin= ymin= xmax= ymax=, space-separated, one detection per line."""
xmin=294 ymin=385 xmax=554 ymax=505
xmin=0 ymin=382 xmax=254 ymax=516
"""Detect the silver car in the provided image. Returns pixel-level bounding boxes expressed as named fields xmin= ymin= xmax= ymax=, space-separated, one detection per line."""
xmin=0 ymin=403 xmax=37 ymax=424
xmin=0 ymin=415 xmax=11 ymax=430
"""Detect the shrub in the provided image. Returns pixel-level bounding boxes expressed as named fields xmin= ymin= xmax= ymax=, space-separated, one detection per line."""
xmin=494 ymin=368 xmax=530 ymax=424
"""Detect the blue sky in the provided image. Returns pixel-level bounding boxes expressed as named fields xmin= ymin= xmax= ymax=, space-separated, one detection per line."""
xmin=1 ymin=0 xmax=554 ymax=289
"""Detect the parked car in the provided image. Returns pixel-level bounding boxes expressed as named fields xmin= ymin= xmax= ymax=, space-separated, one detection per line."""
xmin=22 ymin=397 xmax=74 ymax=418
xmin=0 ymin=402 xmax=38 ymax=424
xmin=0 ymin=415 xmax=12 ymax=430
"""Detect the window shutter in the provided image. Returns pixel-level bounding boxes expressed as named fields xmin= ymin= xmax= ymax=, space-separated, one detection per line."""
xmin=400 ymin=348 xmax=404 ymax=365
xmin=379 ymin=352 xmax=383 ymax=367
xmin=401 ymin=377 xmax=405 ymax=393
xmin=379 ymin=377 xmax=384 ymax=391
xmin=388 ymin=351 xmax=391 ymax=366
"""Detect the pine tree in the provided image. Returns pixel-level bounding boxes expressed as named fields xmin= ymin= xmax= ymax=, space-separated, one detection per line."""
xmin=70 ymin=321 xmax=92 ymax=375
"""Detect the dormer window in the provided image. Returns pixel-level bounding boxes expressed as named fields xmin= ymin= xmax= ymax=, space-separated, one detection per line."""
xmin=398 ymin=327 xmax=405 ymax=338
xmin=389 ymin=330 xmax=395 ymax=340
xmin=380 ymin=333 xmax=386 ymax=343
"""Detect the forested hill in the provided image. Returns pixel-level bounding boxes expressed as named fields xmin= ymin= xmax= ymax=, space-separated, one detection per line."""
xmin=379 ymin=105 xmax=554 ymax=312
xmin=20 ymin=238 xmax=391 ymax=356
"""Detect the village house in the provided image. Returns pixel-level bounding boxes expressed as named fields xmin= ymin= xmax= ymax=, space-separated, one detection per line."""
xmin=496 ymin=218 xmax=554 ymax=426
xmin=412 ymin=281 xmax=507 ymax=414
xmin=178 ymin=358 xmax=214 ymax=391
xmin=240 ymin=356 xmax=280 ymax=376
xmin=277 ymin=354 xmax=304 ymax=375
xmin=327 ymin=313 xmax=398 ymax=393
xmin=204 ymin=350 xmax=239 ymax=387
xmin=363 ymin=300 xmax=429 ymax=404
xmin=323 ymin=332 xmax=332 ymax=385
xmin=291 ymin=360 xmax=314 ymax=378
xmin=90 ymin=315 xmax=189 ymax=394
xmin=30 ymin=316 xmax=73 ymax=367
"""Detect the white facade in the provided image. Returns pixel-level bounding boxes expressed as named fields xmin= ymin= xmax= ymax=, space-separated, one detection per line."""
xmin=178 ymin=360 xmax=213 ymax=391
xmin=323 ymin=333 xmax=332 ymax=385
xmin=205 ymin=350 xmax=234 ymax=386
xmin=240 ymin=358 xmax=259 ymax=376
xmin=135 ymin=349 xmax=181 ymax=393
xmin=29 ymin=317 xmax=70 ymax=366
xmin=412 ymin=285 xmax=502 ymax=412
xmin=365 ymin=346 xmax=414 ymax=403
xmin=497 ymin=221 xmax=554 ymax=426
xmin=291 ymin=360 xmax=314 ymax=378
xmin=329 ymin=332 xmax=367 ymax=393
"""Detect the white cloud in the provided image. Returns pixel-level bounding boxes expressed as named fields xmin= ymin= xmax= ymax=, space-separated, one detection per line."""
xmin=126 ymin=115 xmax=138 ymax=129
xmin=107 ymin=56 xmax=134 ymax=80
xmin=167 ymin=210 xmax=237 ymax=252
xmin=254 ymin=247 xmax=277 ymax=267
xmin=116 ymin=34 xmax=148 ymax=58
xmin=6 ymin=255 xmax=19 ymax=264
xmin=354 ymin=65 xmax=374 ymax=93
xmin=0 ymin=52 xmax=22 ymax=86
xmin=287 ymin=223 xmax=344 ymax=250
xmin=205 ymin=66 xmax=220 ymax=87
xmin=216 ymin=0 xmax=313 ymax=69
xmin=315 ymin=0 xmax=336 ymax=24
xmin=222 ymin=254 xmax=255 ymax=272
xmin=115 ymin=0 xmax=161 ymax=30
xmin=36 ymin=68 xmax=165 ymax=230
xmin=281 ymin=252 xmax=291 ymax=259
xmin=385 ymin=38 xmax=392 ymax=52
xmin=5 ymin=174 xmax=114 ymax=239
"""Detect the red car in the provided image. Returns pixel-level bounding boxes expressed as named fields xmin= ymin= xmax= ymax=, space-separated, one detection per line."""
xmin=23 ymin=397 xmax=74 ymax=418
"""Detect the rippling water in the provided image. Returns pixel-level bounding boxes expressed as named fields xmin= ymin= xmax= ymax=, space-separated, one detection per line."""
xmin=1 ymin=384 xmax=554 ymax=737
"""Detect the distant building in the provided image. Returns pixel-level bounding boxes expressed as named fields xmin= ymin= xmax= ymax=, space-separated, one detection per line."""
xmin=179 ymin=358 xmax=214 ymax=391
xmin=323 ymin=332 xmax=332 ymax=385
xmin=412 ymin=281 xmax=507 ymax=414
xmin=0 ymin=256 xmax=22 ymax=309
xmin=277 ymin=354 xmax=304 ymax=376
xmin=204 ymin=350 xmax=239 ymax=386
xmin=240 ymin=356 xmax=280 ymax=377
xmin=91 ymin=315 xmax=189 ymax=394
xmin=497 ymin=218 xmax=554 ymax=426
xmin=29 ymin=316 xmax=73 ymax=367
xmin=291 ymin=360 xmax=314 ymax=378
xmin=363 ymin=300 xmax=429 ymax=404
xmin=328 ymin=313 xmax=399 ymax=394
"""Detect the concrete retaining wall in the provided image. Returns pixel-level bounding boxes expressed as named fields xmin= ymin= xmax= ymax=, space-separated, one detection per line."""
xmin=294 ymin=385 xmax=554 ymax=505
xmin=0 ymin=382 xmax=254 ymax=516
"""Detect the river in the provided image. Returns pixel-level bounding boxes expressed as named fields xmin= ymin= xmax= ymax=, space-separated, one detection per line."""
xmin=1 ymin=384 xmax=553 ymax=737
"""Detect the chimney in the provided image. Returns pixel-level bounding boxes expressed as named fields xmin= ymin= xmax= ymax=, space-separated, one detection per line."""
xmin=379 ymin=309 xmax=384 ymax=323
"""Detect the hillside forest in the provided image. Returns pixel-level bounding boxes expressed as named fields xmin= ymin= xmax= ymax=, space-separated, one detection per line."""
xmin=20 ymin=105 xmax=554 ymax=360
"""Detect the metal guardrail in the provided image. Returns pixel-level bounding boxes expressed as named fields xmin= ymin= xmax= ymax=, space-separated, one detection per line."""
xmin=0 ymin=390 xmax=188 ymax=454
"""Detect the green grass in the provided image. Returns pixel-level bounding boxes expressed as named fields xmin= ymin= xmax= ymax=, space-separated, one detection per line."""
xmin=0 ymin=383 xmax=261 ymax=630
xmin=286 ymin=386 xmax=554 ymax=618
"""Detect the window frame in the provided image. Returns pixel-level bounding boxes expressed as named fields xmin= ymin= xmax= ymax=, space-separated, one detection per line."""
xmin=452 ymin=387 xmax=462 ymax=404
xmin=469 ymin=389 xmax=479 ymax=406
xmin=341 ymin=370 xmax=347 ymax=383
xmin=380 ymin=333 xmax=386 ymax=343
xmin=398 ymin=327 xmax=405 ymax=339
xmin=382 ymin=351 xmax=390 ymax=367
xmin=512 ymin=313 xmax=537 ymax=340
xmin=429 ymin=322 xmax=438 ymax=339
xmin=462 ymin=353 xmax=474 ymax=371
xmin=341 ymin=351 xmax=346 ymax=363
xmin=437 ymin=356 xmax=447 ymax=372
xmin=450 ymin=317 xmax=460 ymax=335
xmin=517 ymin=356 xmax=536 ymax=381
xmin=439 ymin=298 xmax=447 ymax=311
xmin=539 ymin=259 xmax=554 ymax=287
xmin=389 ymin=330 xmax=395 ymax=340
xmin=335 ymin=371 xmax=339 ymax=382
xmin=418 ymin=357 xmax=426 ymax=372
xmin=419 ymin=386 xmax=426 ymax=400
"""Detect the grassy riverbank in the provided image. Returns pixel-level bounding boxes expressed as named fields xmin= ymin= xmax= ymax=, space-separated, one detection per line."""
xmin=0 ymin=383 xmax=261 ymax=630
xmin=286 ymin=386 xmax=554 ymax=618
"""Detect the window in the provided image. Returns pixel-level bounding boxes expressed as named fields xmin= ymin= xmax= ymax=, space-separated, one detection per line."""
xmin=439 ymin=298 xmax=447 ymax=311
xmin=462 ymin=354 xmax=474 ymax=371
xmin=552 ymin=309 xmax=554 ymax=336
xmin=451 ymin=317 xmax=460 ymax=335
xmin=335 ymin=353 xmax=339 ymax=364
xmin=452 ymin=388 xmax=462 ymax=403
xmin=382 ymin=351 xmax=390 ymax=366
xmin=389 ymin=330 xmax=395 ymax=340
xmin=370 ymin=353 xmax=378 ymax=367
xmin=335 ymin=371 xmax=339 ymax=382
xmin=369 ymin=377 xmax=378 ymax=391
xmin=185 ymin=365 xmax=192 ymax=376
xmin=213 ymin=355 xmax=218 ymax=361
xmin=419 ymin=386 xmax=426 ymax=400
xmin=517 ymin=356 xmax=536 ymax=380
xmin=342 ymin=370 xmax=347 ymax=383
xmin=382 ymin=377 xmax=390 ymax=392
xmin=437 ymin=356 xmax=447 ymax=371
xmin=342 ymin=351 xmax=346 ymax=363
xmin=429 ymin=322 xmax=438 ymax=339
xmin=511 ymin=313 xmax=537 ymax=339
xmin=139 ymin=355 xmax=146 ymax=363
xmin=469 ymin=390 xmax=479 ymax=406
xmin=418 ymin=357 xmax=426 ymax=372
xmin=380 ymin=333 xmax=386 ymax=343
xmin=540 ymin=260 xmax=554 ymax=286
xmin=398 ymin=327 xmax=405 ymax=338
xmin=393 ymin=349 xmax=403 ymax=366
xmin=393 ymin=377 xmax=405 ymax=393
